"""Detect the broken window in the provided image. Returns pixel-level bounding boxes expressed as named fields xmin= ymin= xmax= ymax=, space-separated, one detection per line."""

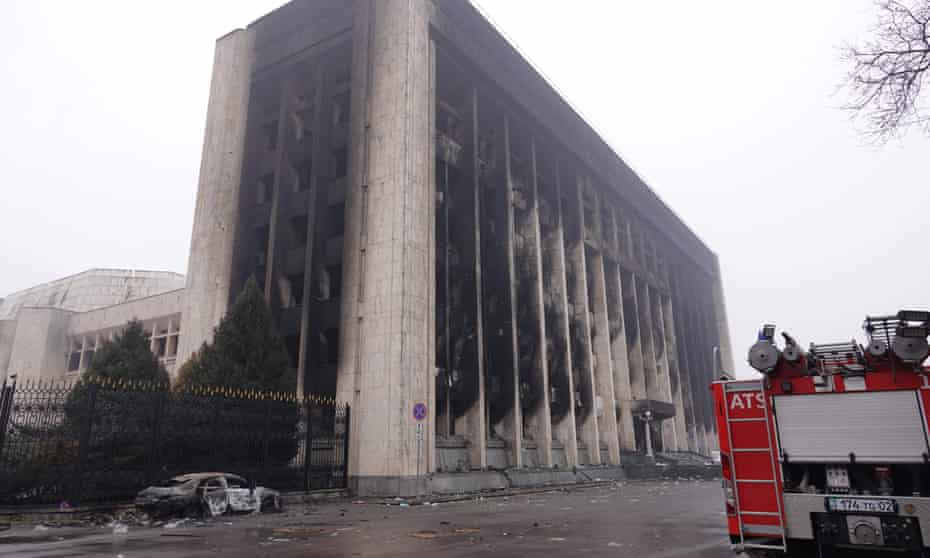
xmin=262 ymin=120 xmax=279 ymax=151
xmin=296 ymin=158 xmax=312 ymax=192
xmin=285 ymin=334 xmax=300 ymax=368
xmin=332 ymin=148 xmax=348 ymax=179
xmin=258 ymin=173 xmax=275 ymax=204
xmin=332 ymin=91 xmax=350 ymax=125
xmin=327 ymin=203 xmax=345 ymax=238
xmin=254 ymin=225 xmax=270 ymax=274
xmin=290 ymin=215 xmax=308 ymax=247
xmin=326 ymin=265 xmax=342 ymax=300
xmin=288 ymin=274 xmax=305 ymax=307
xmin=324 ymin=328 xmax=339 ymax=364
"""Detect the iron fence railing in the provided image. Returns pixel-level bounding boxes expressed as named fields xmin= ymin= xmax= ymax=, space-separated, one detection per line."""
xmin=0 ymin=376 xmax=349 ymax=506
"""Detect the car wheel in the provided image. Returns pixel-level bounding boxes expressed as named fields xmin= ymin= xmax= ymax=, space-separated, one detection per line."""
xmin=261 ymin=495 xmax=281 ymax=513
xmin=183 ymin=501 xmax=204 ymax=519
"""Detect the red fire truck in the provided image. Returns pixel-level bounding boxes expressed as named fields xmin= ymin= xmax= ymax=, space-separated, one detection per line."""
xmin=712 ymin=311 xmax=930 ymax=556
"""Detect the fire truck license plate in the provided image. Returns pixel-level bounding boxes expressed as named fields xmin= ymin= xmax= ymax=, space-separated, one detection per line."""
xmin=826 ymin=497 xmax=896 ymax=514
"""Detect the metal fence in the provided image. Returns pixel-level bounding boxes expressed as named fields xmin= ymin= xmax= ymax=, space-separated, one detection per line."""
xmin=0 ymin=376 xmax=349 ymax=506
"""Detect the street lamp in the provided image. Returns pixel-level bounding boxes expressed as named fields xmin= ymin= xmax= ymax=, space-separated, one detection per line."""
xmin=642 ymin=409 xmax=654 ymax=460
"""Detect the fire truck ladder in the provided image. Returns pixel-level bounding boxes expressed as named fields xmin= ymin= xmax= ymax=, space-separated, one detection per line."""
xmin=723 ymin=382 xmax=787 ymax=553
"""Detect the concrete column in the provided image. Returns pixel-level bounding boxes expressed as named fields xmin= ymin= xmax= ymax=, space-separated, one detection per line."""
xmin=568 ymin=175 xmax=599 ymax=465
xmin=526 ymin=136 xmax=553 ymax=467
xmin=635 ymin=279 xmax=661 ymax=454
xmin=681 ymin=276 xmax=709 ymax=455
xmin=697 ymin=286 xmax=720 ymax=452
xmin=337 ymin=0 xmax=434 ymax=496
xmin=502 ymin=116 xmax=523 ymax=467
xmin=660 ymin=292 xmax=688 ymax=452
xmin=544 ymin=159 xmax=578 ymax=467
xmin=262 ymin=80 xmax=293 ymax=303
xmin=621 ymin=269 xmax=646 ymax=403
xmin=606 ymin=257 xmax=636 ymax=452
xmin=650 ymin=288 xmax=678 ymax=452
xmin=6 ymin=308 xmax=72 ymax=381
xmin=669 ymin=269 xmax=698 ymax=453
xmin=711 ymin=256 xmax=734 ymax=378
xmin=179 ymin=28 xmax=255 ymax=366
xmin=453 ymin=86 xmax=486 ymax=469
xmin=586 ymin=187 xmax=620 ymax=465
xmin=296 ymin=63 xmax=325 ymax=397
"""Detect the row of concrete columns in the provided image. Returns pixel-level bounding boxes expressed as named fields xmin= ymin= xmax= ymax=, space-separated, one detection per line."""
xmin=429 ymin=55 xmax=728 ymax=468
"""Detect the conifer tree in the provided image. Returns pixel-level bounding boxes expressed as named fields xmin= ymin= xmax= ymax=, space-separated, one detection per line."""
xmin=175 ymin=277 xmax=294 ymax=392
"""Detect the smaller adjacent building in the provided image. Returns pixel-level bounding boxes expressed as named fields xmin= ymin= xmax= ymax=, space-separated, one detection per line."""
xmin=0 ymin=269 xmax=186 ymax=382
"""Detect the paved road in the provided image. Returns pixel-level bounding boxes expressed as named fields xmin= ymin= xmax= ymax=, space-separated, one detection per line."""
xmin=0 ymin=480 xmax=732 ymax=558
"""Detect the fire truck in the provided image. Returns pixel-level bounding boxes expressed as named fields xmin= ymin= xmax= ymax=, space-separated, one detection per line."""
xmin=712 ymin=311 xmax=930 ymax=556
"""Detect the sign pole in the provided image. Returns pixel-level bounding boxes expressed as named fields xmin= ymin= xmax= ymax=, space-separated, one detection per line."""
xmin=412 ymin=402 xmax=427 ymax=498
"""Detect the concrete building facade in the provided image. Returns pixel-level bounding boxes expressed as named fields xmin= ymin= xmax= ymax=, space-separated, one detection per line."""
xmin=0 ymin=269 xmax=186 ymax=381
xmin=179 ymin=0 xmax=735 ymax=495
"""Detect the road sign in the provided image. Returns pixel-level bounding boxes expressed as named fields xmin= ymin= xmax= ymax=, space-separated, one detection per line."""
xmin=412 ymin=402 xmax=427 ymax=421
xmin=415 ymin=422 xmax=423 ymax=441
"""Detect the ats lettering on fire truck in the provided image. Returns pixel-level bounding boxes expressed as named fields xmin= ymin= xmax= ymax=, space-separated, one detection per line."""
xmin=712 ymin=310 xmax=930 ymax=557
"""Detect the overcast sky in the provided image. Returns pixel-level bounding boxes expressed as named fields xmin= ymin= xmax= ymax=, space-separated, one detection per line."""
xmin=2 ymin=1 xmax=927 ymax=377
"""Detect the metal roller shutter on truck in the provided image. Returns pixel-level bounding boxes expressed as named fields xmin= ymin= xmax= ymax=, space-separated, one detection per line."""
xmin=773 ymin=390 xmax=930 ymax=464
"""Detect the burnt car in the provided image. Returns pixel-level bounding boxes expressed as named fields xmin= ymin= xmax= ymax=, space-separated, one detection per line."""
xmin=135 ymin=473 xmax=282 ymax=518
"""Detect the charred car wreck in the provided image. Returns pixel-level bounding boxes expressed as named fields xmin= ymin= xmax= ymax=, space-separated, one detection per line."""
xmin=135 ymin=473 xmax=282 ymax=518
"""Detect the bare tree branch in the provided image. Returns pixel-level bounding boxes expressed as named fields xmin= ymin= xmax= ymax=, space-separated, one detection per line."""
xmin=841 ymin=0 xmax=930 ymax=142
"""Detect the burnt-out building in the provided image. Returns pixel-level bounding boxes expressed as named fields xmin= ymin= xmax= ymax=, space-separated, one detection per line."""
xmin=179 ymin=0 xmax=734 ymax=496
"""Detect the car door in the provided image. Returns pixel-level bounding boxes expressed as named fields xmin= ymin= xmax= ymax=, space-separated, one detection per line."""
xmin=199 ymin=476 xmax=229 ymax=516
xmin=225 ymin=475 xmax=258 ymax=512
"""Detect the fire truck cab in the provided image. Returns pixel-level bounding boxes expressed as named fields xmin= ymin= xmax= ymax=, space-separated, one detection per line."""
xmin=712 ymin=311 xmax=930 ymax=556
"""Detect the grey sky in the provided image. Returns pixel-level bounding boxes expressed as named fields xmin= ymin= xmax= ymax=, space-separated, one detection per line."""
xmin=1 ymin=1 xmax=927 ymax=377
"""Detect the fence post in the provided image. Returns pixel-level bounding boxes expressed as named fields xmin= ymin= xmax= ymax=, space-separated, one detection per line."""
xmin=0 ymin=377 xmax=17 ymax=458
xmin=261 ymin=396 xmax=272 ymax=485
xmin=72 ymin=381 xmax=98 ymax=504
xmin=147 ymin=389 xmax=166 ymax=486
xmin=303 ymin=399 xmax=313 ymax=492
xmin=342 ymin=405 xmax=350 ymax=489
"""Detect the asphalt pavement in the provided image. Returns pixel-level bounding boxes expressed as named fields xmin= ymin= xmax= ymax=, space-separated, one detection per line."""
xmin=0 ymin=480 xmax=733 ymax=558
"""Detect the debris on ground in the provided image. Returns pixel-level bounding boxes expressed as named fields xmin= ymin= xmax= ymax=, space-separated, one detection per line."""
xmin=111 ymin=523 xmax=129 ymax=535
xmin=33 ymin=524 xmax=49 ymax=531
xmin=548 ymin=537 xmax=566 ymax=542
xmin=409 ymin=530 xmax=438 ymax=539
xmin=453 ymin=527 xmax=480 ymax=534
xmin=272 ymin=526 xmax=327 ymax=537
xmin=163 ymin=518 xmax=190 ymax=529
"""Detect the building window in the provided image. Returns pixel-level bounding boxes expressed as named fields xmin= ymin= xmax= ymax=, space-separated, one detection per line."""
xmin=258 ymin=173 xmax=275 ymax=204
xmin=327 ymin=203 xmax=345 ymax=238
xmin=155 ymin=337 xmax=167 ymax=358
xmin=67 ymin=341 xmax=82 ymax=372
xmin=290 ymin=215 xmax=308 ymax=247
xmin=327 ymin=264 xmax=342 ymax=300
xmin=332 ymin=148 xmax=347 ymax=179
xmin=285 ymin=334 xmax=300 ymax=368
xmin=332 ymin=91 xmax=350 ymax=125
xmin=296 ymin=158 xmax=312 ymax=192
xmin=288 ymin=274 xmax=305 ymax=307
xmin=324 ymin=327 xmax=339 ymax=364
xmin=262 ymin=120 xmax=279 ymax=151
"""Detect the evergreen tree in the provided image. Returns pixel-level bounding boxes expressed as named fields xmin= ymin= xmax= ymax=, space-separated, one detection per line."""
xmin=171 ymin=278 xmax=299 ymax=468
xmin=63 ymin=320 xmax=169 ymax=472
xmin=83 ymin=320 xmax=170 ymax=384
xmin=175 ymin=277 xmax=294 ymax=392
